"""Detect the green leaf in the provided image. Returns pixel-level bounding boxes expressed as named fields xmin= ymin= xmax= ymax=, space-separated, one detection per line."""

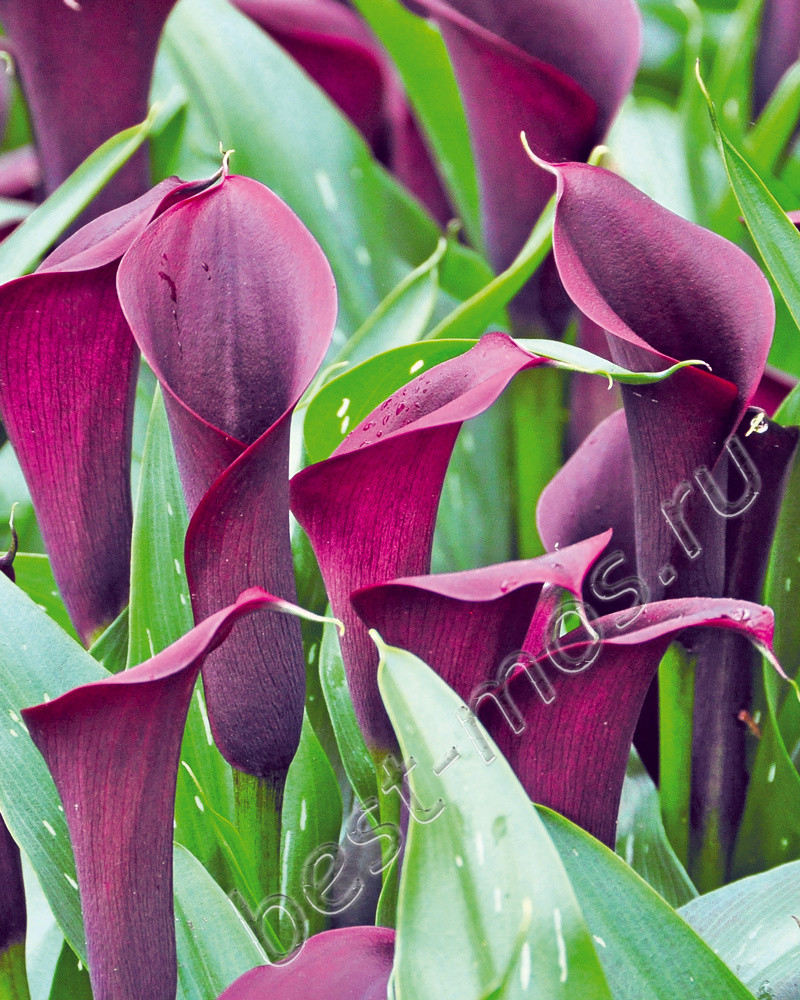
xmin=335 ymin=237 xmax=446 ymax=365
xmin=319 ymin=619 xmax=377 ymax=809
xmin=0 ymin=105 xmax=162 ymax=283
xmin=746 ymin=61 xmax=800 ymax=175
xmin=426 ymin=200 xmax=553 ymax=340
xmin=174 ymin=844 xmax=267 ymax=1000
xmin=679 ymin=862 xmax=800 ymax=1000
xmin=280 ymin=711 xmax=343 ymax=939
xmin=541 ymin=808 xmax=758 ymax=1000
xmin=127 ymin=384 xmax=193 ymax=668
xmin=303 ymin=341 xmax=471 ymax=464
xmin=88 ymin=607 xmax=129 ymax=674
xmin=349 ymin=0 xmax=481 ymax=246
xmin=699 ymin=68 xmax=800 ymax=338
xmin=707 ymin=0 xmax=764 ymax=138
xmin=45 ymin=943 xmax=91 ymax=1000
xmin=432 ymin=400 xmax=515 ymax=571
xmin=127 ymin=384 xmax=236 ymax=884
xmin=615 ymin=749 xmax=697 ymax=907
xmin=376 ymin=638 xmax=612 ymax=1000
xmin=10 ymin=554 xmax=77 ymax=643
xmin=0 ymin=942 xmax=31 ymax=1000
xmin=154 ymin=0 xmax=448 ymax=336
xmin=658 ymin=642 xmax=695 ymax=869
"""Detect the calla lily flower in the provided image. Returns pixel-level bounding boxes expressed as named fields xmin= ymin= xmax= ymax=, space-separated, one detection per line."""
xmin=22 ymin=588 xmax=296 ymax=1000
xmin=291 ymin=332 xmax=544 ymax=751
xmin=0 ymin=0 xmax=178 ymax=220
xmin=216 ymin=926 xmax=394 ymax=1000
xmin=538 ymin=159 xmax=799 ymax=877
xmin=354 ymin=530 xmax=785 ymax=846
xmin=414 ymin=0 xmax=641 ymax=325
xmin=0 ymin=175 xmax=214 ymax=645
xmin=117 ymin=170 xmax=337 ymax=781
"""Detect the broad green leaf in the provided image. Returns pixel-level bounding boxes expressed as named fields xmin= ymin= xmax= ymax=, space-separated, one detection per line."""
xmin=280 ymin=711 xmax=343 ymax=939
xmin=319 ymin=619 xmax=377 ymax=809
xmin=699 ymin=69 xmax=800 ymax=342
xmin=426 ymin=200 xmax=554 ymax=340
xmin=155 ymin=0 xmax=450 ymax=336
xmin=127 ymin=385 xmax=236 ymax=883
xmin=88 ymin=607 xmax=129 ymax=675
xmin=127 ymin=384 xmax=193 ymax=668
xmin=0 ymin=105 xmax=162 ymax=283
xmin=303 ymin=341 xmax=470 ymax=464
xmin=174 ymin=845 xmax=267 ymax=1000
xmin=679 ymin=861 xmax=800 ymax=1000
xmin=606 ymin=96 xmax=697 ymax=221
xmin=377 ymin=639 xmax=612 ymax=1000
xmin=707 ymin=0 xmax=764 ymax=138
xmin=508 ymin=367 xmax=565 ymax=560
xmin=336 ymin=237 xmax=446 ymax=365
xmin=541 ymin=808 xmax=758 ymax=1000
xmin=747 ymin=62 xmax=800 ymax=175
xmin=432 ymin=401 xmax=515 ymax=571
xmin=349 ymin=0 xmax=481 ymax=246
xmin=0 ymin=942 xmax=30 ymax=1000
xmin=615 ymin=748 xmax=697 ymax=907
xmin=0 ymin=574 xmax=265 ymax=993
xmin=658 ymin=642 xmax=695 ymax=868
xmin=734 ymin=385 xmax=800 ymax=876
xmin=11 ymin=554 xmax=77 ymax=642
xmin=45 ymin=944 xmax=91 ymax=1000
xmin=0 ymin=197 xmax=32 ymax=227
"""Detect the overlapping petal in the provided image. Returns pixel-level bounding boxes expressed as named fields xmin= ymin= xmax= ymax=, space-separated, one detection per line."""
xmin=216 ymin=927 xmax=394 ymax=1000
xmin=352 ymin=532 xmax=611 ymax=704
xmin=21 ymin=588 xmax=288 ymax=1000
xmin=0 ymin=0 xmax=178 ymax=219
xmin=117 ymin=172 xmax=337 ymax=780
xmin=291 ymin=332 xmax=542 ymax=751
xmin=488 ymin=598 xmax=782 ymax=846
xmin=0 ymin=176 xmax=211 ymax=644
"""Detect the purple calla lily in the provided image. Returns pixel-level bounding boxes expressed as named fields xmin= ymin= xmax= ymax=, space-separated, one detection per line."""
xmin=351 ymin=531 xmax=611 ymax=707
xmin=354 ymin=538 xmax=786 ymax=846
xmin=540 ymin=159 xmax=798 ymax=879
xmin=117 ymin=170 xmax=337 ymax=781
xmin=215 ymin=926 xmax=394 ymax=1000
xmin=291 ymin=332 xmax=544 ymax=751
xmin=0 ymin=175 xmax=214 ymax=645
xmin=22 ymin=587 xmax=298 ymax=1000
xmin=413 ymin=0 xmax=641 ymax=326
xmin=0 ymin=0 xmax=178 ymax=220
